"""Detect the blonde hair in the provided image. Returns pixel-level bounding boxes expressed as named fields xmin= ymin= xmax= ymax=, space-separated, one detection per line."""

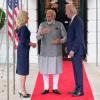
xmin=16 ymin=11 xmax=28 ymax=28
xmin=46 ymin=9 xmax=56 ymax=18
xmin=66 ymin=4 xmax=77 ymax=14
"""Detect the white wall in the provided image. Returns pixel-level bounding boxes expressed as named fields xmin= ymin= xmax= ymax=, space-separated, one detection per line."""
xmin=0 ymin=0 xmax=38 ymax=64
xmin=87 ymin=0 xmax=100 ymax=65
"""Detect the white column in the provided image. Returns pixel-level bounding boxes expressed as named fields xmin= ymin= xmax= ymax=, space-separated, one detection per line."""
xmin=87 ymin=0 xmax=100 ymax=65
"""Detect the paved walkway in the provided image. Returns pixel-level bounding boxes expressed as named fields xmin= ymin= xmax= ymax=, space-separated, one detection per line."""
xmin=0 ymin=62 xmax=100 ymax=100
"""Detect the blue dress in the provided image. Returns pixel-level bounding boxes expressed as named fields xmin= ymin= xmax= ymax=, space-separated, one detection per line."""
xmin=15 ymin=25 xmax=30 ymax=75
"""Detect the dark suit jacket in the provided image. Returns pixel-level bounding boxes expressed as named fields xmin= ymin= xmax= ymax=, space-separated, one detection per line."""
xmin=66 ymin=15 xmax=85 ymax=56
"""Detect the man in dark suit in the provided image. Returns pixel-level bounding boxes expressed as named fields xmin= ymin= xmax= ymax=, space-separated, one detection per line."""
xmin=65 ymin=4 xmax=86 ymax=96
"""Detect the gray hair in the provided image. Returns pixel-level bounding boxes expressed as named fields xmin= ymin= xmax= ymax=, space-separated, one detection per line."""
xmin=66 ymin=4 xmax=77 ymax=14
xmin=46 ymin=9 xmax=56 ymax=18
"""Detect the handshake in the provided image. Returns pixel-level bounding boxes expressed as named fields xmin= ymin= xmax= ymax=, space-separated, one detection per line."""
xmin=29 ymin=42 xmax=37 ymax=48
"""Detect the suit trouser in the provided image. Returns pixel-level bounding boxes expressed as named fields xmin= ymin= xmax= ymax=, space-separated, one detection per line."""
xmin=43 ymin=74 xmax=59 ymax=90
xmin=72 ymin=54 xmax=83 ymax=92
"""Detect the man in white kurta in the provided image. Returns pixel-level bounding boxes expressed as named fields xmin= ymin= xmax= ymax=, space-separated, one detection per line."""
xmin=36 ymin=9 xmax=67 ymax=94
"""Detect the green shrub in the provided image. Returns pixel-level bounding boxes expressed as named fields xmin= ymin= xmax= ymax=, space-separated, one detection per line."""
xmin=0 ymin=8 xmax=6 ymax=29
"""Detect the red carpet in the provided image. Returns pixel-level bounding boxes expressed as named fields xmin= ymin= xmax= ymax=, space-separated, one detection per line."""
xmin=31 ymin=61 xmax=94 ymax=100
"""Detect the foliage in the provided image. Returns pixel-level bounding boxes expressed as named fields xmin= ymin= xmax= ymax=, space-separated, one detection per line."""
xmin=0 ymin=8 xmax=6 ymax=30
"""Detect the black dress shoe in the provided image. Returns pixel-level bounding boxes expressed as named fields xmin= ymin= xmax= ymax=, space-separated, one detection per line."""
xmin=41 ymin=90 xmax=49 ymax=94
xmin=68 ymin=90 xmax=77 ymax=94
xmin=72 ymin=91 xmax=84 ymax=96
xmin=53 ymin=89 xmax=61 ymax=94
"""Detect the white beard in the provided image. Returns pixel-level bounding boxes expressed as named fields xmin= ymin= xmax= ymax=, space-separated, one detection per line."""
xmin=47 ymin=20 xmax=54 ymax=24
